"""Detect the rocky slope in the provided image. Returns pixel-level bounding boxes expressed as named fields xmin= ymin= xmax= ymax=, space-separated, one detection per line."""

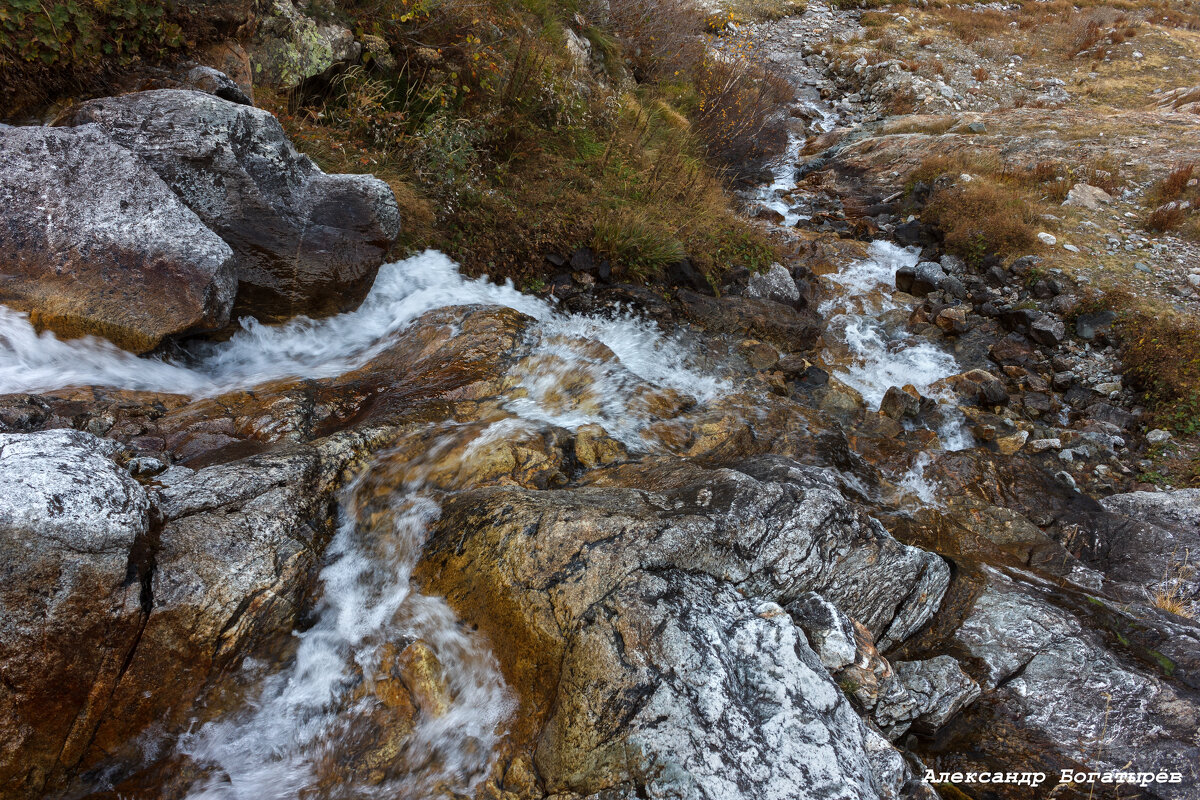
xmin=1 ymin=1 xmax=1199 ymax=799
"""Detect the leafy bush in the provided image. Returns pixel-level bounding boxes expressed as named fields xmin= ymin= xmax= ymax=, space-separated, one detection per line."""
xmin=0 ymin=0 xmax=184 ymax=114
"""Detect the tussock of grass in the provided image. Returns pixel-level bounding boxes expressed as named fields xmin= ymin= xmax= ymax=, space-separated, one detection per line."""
xmin=591 ymin=210 xmax=688 ymax=279
xmin=924 ymin=180 xmax=1039 ymax=265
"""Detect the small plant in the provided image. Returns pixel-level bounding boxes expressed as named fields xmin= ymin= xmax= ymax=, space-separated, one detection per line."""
xmin=923 ymin=180 xmax=1038 ymax=266
xmin=1144 ymin=203 xmax=1188 ymax=233
xmin=591 ymin=210 xmax=687 ymax=279
xmin=1149 ymin=552 xmax=1196 ymax=620
xmin=1151 ymin=164 xmax=1196 ymax=206
xmin=972 ymin=66 xmax=990 ymax=82
xmin=883 ymin=86 xmax=917 ymax=115
xmin=1117 ymin=309 xmax=1200 ymax=434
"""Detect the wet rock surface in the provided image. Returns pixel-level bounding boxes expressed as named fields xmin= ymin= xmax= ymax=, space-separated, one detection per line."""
xmin=420 ymin=456 xmax=948 ymax=799
xmin=3 ymin=3 xmax=1200 ymax=797
xmin=0 ymin=427 xmax=385 ymax=799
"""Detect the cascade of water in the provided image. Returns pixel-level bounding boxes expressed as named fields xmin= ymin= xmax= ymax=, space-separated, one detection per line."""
xmin=819 ymin=241 xmax=963 ymax=411
xmin=177 ymin=427 xmax=515 ymax=799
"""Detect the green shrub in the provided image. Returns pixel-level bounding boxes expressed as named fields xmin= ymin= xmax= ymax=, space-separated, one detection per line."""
xmin=0 ymin=0 xmax=184 ymax=115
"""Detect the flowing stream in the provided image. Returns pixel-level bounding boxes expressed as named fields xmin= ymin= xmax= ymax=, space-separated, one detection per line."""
xmin=0 ymin=118 xmax=975 ymax=800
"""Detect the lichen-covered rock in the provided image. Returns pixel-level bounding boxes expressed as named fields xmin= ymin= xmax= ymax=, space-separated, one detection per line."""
xmin=68 ymin=90 xmax=401 ymax=323
xmin=419 ymin=456 xmax=949 ymax=798
xmin=249 ymin=0 xmax=362 ymax=88
xmin=0 ymin=124 xmax=236 ymax=353
xmin=536 ymin=572 xmax=894 ymax=800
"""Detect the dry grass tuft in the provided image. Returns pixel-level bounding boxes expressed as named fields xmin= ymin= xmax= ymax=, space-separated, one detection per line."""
xmin=1152 ymin=163 xmax=1196 ymax=204
xmin=924 ymin=180 xmax=1039 ymax=265
xmin=1144 ymin=203 xmax=1188 ymax=233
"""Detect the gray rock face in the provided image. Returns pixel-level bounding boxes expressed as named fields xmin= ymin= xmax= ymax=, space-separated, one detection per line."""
xmin=891 ymin=656 xmax=980 ymax=734
xmin=0 ymin=428 xmax=371 ymax=799
xmin=1097 ymin=489 xmax=1200 ymax=608
xmin=68 ymin=90 xmax=401 ymax=323
xmin=537 ymin=572 xmax=892 ymax=800
xmin=952 ymin=571 xmax=1200 ymax=795
xmin=792 ymin=593 xmax=980 ymax=742
xmin=0 ymin=124 xmax=236 ymax=353
xmin=745 ymin=262 xmax=800 ymax=304
xmin=424 ymin=456 xmax=950 ymax=799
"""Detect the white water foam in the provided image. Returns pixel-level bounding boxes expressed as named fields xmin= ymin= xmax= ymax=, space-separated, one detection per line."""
xmin=0 ymin=251 xmax=544 ymax=396
xmin=820 ymin=241 xmax=961 ymax=410
xmin=178 ymin=427 xmax=517 ymax=800
xmin=0 ymin=251 xmax=726 ymax=442
xmin=896 ymin=451 xmax=942 ymax=508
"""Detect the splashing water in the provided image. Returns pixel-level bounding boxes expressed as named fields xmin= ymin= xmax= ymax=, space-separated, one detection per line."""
xmin=896 ymin=451 xmax=943 ymax=508
xmin=52 ymin=254 xmax=734 ymax=798
xmin=0 ymin=250 xmax=723 ymax=413
xmin=820 ymin=242 xmax=961 ymax=410
xmin=178 ymin=426 xmax=518 ymax=800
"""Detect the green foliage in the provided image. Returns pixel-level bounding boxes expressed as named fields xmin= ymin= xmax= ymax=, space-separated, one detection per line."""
xmin=0 ymin=0 xmax=182 ymax=68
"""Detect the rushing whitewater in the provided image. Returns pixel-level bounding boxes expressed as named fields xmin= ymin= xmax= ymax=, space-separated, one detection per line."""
xmin=819 ymin=242 xmax=961 ymax=410
xmin=1 ymin=242 xmax=972 ymax=795
xmin=178 ymin=428 xmax=516 ymax=800
xmin=0 ymin=250 xmax=725 ymax=410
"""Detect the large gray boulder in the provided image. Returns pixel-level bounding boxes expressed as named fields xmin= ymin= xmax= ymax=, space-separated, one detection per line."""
xmin=0 ymin=125 xmax=236 ymax=353
xmin=68 ymin=90 xmax=401 ymax=323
